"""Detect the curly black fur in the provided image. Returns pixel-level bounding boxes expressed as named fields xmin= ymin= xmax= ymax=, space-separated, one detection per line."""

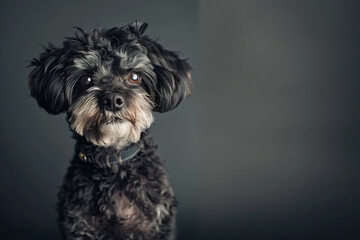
xmin=58 ymin=134 xmax=177 ymax=240
xmin=27 ymin=21 xmax=191 ymax=239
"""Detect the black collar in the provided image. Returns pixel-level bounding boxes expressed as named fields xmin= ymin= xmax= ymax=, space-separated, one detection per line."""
xmin=108 ymin=143 xmax=141 ymax=165
xmin=78 ymin=143 xmax=141 ymax=166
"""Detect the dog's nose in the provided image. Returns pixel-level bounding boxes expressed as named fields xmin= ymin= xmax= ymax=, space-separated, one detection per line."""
xmin=101 ymin=93 xmax=124 ymax=112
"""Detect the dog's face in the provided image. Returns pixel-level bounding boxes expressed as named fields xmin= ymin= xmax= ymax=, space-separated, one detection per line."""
xmin=28 ymin=22 xmax=191 ymax=148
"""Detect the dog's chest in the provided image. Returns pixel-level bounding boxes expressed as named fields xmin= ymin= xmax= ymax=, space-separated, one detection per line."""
xmin=85 ymin=164 xmax=168 ymax=236
xmin=59 ymin=138 xmax=176 ymax=239
xmin=107 ymin=191 xmax=152 ymax=234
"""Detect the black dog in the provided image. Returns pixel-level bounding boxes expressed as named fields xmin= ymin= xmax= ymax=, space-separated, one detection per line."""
xmin=28 ymin=21 xmax=191 ymax=240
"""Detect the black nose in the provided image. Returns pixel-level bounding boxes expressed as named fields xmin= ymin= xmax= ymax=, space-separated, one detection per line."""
xmin=101 ymin=93 xmax=124 ymax=112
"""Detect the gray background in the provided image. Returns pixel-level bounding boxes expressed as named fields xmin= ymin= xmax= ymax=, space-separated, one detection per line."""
xmin=1 ymin=0 xmax=360 ymax=240
xmin=0 ymin=1 xmax=196 ymax=239
xmin=197 ymin=0 xmax=360 ymax=239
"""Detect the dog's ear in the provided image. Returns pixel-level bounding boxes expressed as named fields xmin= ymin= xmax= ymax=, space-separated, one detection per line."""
xmin=28 ymin=44 xmax=68 ymax=114
xmin=148 ymin=41 xmax=192 ymax=113
xmin=139 ymin=32 xmax=192 ymax=112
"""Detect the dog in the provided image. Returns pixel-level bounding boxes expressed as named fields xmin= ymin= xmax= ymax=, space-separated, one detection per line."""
xmin=28 ymin=21 xmax=191 ymax=240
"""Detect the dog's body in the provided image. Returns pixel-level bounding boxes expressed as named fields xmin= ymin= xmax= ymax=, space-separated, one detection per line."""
xmin=58 ymin=134 xmax=177 ymax=239
xmin=28 ymin=22 xmax=191 ymax=239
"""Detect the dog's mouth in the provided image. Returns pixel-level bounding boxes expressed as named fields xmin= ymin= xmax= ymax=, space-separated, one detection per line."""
xmin=104 ymin=117 xmax=123 ymax=125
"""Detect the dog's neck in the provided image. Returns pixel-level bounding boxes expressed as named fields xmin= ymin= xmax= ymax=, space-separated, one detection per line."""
xmin=73 ymin=133 xmax=146 ymax=169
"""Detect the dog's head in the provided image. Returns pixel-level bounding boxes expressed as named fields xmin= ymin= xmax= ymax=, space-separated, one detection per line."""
xmin=28 ymin=22 xmax=191 ymax=148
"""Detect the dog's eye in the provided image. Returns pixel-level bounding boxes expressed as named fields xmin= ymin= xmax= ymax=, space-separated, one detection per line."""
xmin=127 ymin=73 xmax=141 ymax=84
xmin=80 ymin=76 xmax=92 ymax=86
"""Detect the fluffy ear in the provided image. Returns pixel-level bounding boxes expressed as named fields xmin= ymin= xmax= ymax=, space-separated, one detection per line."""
xmin=142 ymin=35 xmax=192 ymax=113
xmin=28 ymin=44 xmax=68 ymax=114
xmin=150 ymin=43 xmax=192 ymax=113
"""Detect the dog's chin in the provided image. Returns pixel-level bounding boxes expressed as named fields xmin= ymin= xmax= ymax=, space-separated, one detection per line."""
xmin=78 ymin=118 xmax=145 ymax=149
xmin=101 ymin=120 xmax=140 ymax=148
xmin=71 ymin=108 xmax=154 ymax=149
xmin=104 ymin=116 xmax=123 ymax=125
